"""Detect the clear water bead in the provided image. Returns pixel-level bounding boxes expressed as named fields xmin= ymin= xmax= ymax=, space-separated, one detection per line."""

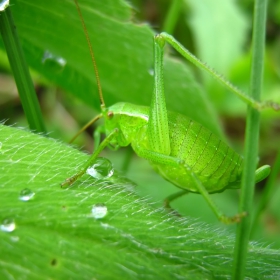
xmin=1 ymin=218 xmax=16 ymax=232
xmin=86 ymin=157 xmax=114 ymax=179
xmin=42 ymin=50 xmax=67 ymax=71
xmin=91 ymin=203 xmax=108 ymax=219
xmin=19 ymin=188 xmax=35 ymax=201
xmin=0 ymin=0 xmax=9 ymax=12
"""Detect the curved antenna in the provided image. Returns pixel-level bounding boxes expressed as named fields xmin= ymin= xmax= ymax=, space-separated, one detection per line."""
xmin=74 ymin=0 xmax=105 ymax=107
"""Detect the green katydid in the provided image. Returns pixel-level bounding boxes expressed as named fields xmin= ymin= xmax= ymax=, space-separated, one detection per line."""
xmin=61 ymin=0 xmax=277 ymax=224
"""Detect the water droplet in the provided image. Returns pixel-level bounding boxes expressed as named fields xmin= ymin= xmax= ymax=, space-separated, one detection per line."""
xmin=91 ymin=203 xmax=107 ymax=219
xmin=148 ymin=68 xmax=154 ymax=76
xmin=42 ymin=50 xmax=67 ymax=71
xmin=86 ymin=157 xmax=114 ymax=179
xmin=0 ymin=0 xmax=9 ymax=11
xmin=1 ymin=218 xmax=16 ymax=232
xmin=19 ymin=188 xmax=35 ymax=201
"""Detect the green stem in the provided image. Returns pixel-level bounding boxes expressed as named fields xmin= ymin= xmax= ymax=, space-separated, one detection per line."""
xmin=232 ymin=0 xmax=267 ymax=279
xmin=0 ymin=5 xmax=46 ymax=133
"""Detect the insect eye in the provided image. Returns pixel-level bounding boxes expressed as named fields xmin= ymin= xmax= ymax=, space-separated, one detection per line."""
xmin=107 ymin=111 xmax=114 ymax=119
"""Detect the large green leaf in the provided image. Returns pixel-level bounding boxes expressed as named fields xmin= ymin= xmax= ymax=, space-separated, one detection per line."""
xmin=187 ymin=0 xmax=248 ymax=78
xmin=0 ymin=0 xmax=223 ymax=136
xmin=186 ymin=0 xmax=249 ymax=111
xmin=0 ymin=124 xmax=280 ymax=278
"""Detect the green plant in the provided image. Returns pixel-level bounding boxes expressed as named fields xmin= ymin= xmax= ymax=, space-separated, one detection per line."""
xmin=0 ymin=0 xmax=279 ymax=278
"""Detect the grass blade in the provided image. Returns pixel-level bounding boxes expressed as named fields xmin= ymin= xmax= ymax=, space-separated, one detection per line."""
xmin=232 ymin=0 xmax=267 ymax=278
xmin=0 ymin=4 xmax=46 ymax=133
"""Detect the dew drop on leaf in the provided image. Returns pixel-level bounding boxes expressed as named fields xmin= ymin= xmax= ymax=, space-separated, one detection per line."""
xmin=1 ymin=218 xmax=16 ymax=232
xmin=148 ymin=68 xmax=154 ymax=76
xmin=19 ymin=188 xmax=35 ymax=201
xmin=91 ymin=203 xmax=108 ymax=219
xmin=42 ymin=50 xmax=67 ymax=72
xmin=86 ymin=157 xmax=114 ymax=179
xmin=0 ymin=0 xmax=9 ymax=11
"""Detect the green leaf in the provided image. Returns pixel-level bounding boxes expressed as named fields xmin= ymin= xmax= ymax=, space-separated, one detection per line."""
xmin=187 ymin=0 xmax=248 ymax=79
xmin=186 ymin=0 xmax=249 ymax=111
xmin=0 ymin=0 xmax=223 ymax=137
xmin=0 ymin=124 xmax=280 ymax=278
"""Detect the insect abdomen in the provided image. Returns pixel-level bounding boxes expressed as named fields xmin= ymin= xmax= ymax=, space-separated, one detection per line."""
xmin=165 ymin=112 xmax=243 ymax=193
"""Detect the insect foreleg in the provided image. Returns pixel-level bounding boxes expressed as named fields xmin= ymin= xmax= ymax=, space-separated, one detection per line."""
xmin=158 ymin=32 xmax=279 ymax=111
xmin=93 ymin=126 xmax=105 ymax=152
xmin=61 ymin=128 xmax=119 ymax=187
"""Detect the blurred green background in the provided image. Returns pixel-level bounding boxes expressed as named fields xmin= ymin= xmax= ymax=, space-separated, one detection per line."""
xmin=0 ymin=0 xmax=280 ymax=248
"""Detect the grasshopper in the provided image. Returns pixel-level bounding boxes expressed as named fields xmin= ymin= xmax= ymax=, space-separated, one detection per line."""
xmin=62 ymin=0 xmax=277 ymax=224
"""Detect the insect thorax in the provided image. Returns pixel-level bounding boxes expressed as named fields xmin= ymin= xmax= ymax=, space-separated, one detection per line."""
xmin=106 ymin=102 xmax=149 ymax=147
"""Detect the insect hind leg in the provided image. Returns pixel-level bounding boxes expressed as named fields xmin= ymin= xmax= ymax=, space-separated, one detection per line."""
xmin=188 ymin=169 xmax=246 ymax=224
xmin=157 ymin=32 xmax=280 ymax=111
xmin=133 ymin=142 xmax=246 ymax=223
xmin=164 ymin=174 xmax=246 ymax=224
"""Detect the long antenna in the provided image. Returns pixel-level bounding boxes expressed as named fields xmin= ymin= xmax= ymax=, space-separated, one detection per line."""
xmin=74 ymin=0 xmax=105 ymax=107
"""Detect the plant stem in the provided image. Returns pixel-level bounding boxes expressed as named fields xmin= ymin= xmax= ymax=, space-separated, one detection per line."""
xmin=0 ymin=5 xmax=46 ymax=133
xmin=232 ymin=0 xmax=267 ymax=279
